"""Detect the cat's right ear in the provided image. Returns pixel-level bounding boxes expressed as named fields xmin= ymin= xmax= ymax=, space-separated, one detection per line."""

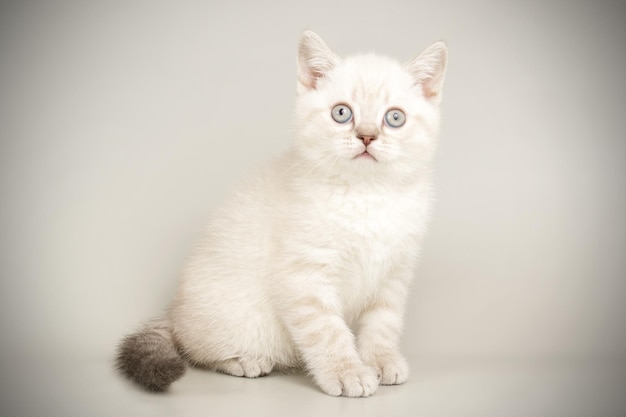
xmin=297 ymin=30 xmax=339 ymax=94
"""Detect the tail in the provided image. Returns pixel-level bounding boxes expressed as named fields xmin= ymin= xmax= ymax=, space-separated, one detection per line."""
xmin=115 ymin=318 xmax=187 ymax=392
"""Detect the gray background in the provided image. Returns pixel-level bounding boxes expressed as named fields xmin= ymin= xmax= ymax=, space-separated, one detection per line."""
xmin=1 ymin=1 xmax=625 ymax=416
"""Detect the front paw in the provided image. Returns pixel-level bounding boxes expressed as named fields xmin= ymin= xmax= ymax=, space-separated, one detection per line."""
xmin=367 ymin=354 xmax=409 ymax=385
xmin=314 ymin=362 xmax=379 ymax=397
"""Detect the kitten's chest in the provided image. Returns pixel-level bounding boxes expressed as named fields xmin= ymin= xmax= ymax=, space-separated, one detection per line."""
xmin=312 ymin=186 xmax=425 ymax=316
xmin=318 ymin=186 xmax=425 ymax=261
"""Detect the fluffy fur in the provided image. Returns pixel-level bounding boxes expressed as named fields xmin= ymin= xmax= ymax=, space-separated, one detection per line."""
xmin=116 ymin=30 xmax=447 ymax=397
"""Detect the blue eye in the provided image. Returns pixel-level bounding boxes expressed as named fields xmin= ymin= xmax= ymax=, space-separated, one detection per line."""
xmin=331 ymin=104 xmax=353 ymax=124
xmin=384 ymin=109 xmax=406 ymax=128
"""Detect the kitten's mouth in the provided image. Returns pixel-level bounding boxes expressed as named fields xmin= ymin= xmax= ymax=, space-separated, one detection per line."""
xmin=353 ymin=151 xmax=377 ymax=161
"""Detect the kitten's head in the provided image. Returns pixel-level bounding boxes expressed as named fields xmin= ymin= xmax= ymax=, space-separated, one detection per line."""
xmin=293 ymin=30 xmax=447 ymax=184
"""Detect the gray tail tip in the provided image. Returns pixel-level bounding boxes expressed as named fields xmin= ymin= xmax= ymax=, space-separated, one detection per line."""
xmin=115 ymin=331 xmax=187 ymax=392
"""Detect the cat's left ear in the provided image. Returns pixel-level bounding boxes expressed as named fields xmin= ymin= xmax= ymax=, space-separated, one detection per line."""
xmin=404 ymin=41 xmax=448 ymax=105
xmin=297 ymin=30 xmax=339 ymax=94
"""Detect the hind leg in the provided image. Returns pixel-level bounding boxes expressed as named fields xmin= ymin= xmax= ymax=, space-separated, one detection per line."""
xmin=213 ymin=357 xmax=274 ymax=378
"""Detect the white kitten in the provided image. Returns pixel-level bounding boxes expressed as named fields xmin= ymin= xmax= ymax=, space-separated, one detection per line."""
xmin=116 ymin=30 xmax=447 ymax=397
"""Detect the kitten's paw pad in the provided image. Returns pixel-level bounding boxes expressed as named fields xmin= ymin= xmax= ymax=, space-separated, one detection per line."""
xmin=316 ymin=364 xmax=379 ymax=397
xmin=376 ymin=355 xmax=409 ymax=385
xmin=214 ymin=357 xmax=273 ymax=378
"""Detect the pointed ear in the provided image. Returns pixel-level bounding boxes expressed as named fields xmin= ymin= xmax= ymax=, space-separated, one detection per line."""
xmin=297 ymin=30 xmax=339 ymax=93
xmin=404 ymin=41 xmax=448 ymax=104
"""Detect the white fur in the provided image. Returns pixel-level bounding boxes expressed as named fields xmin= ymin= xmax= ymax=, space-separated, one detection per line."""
xmin=168 ymin=31 xmax=447 ymax=397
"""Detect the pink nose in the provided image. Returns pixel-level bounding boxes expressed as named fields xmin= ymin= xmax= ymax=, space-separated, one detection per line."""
xmin=357 ymin=134 xmax=377 ymax=146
